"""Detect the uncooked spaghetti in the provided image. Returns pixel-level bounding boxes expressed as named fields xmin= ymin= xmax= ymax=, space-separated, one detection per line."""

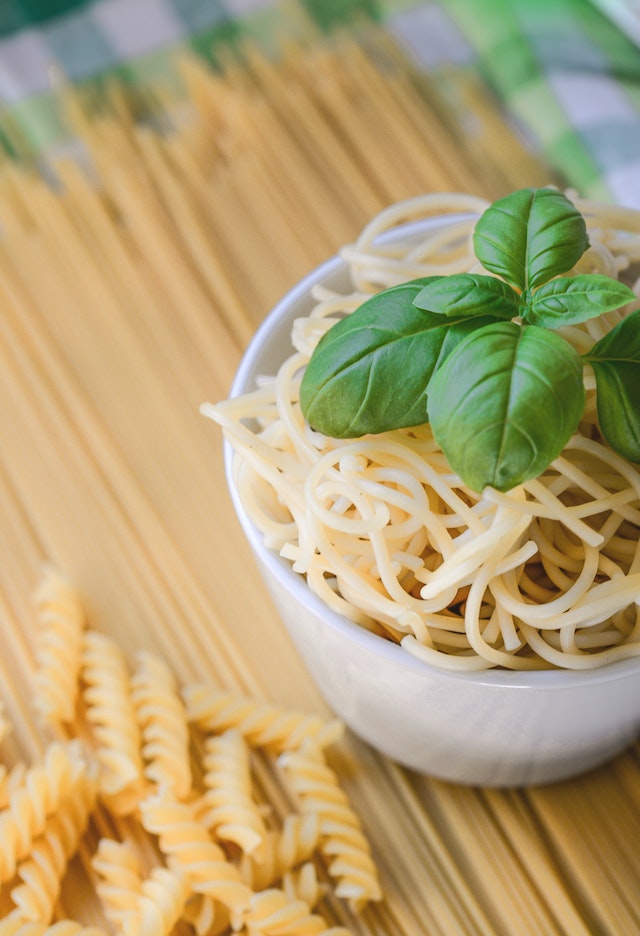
xmin=206 ymin=191 xmax=640 ymax=671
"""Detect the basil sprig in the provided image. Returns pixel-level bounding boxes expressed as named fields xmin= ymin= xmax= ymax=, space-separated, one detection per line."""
xmin=299 ymin=188 xmax=639 ymax=492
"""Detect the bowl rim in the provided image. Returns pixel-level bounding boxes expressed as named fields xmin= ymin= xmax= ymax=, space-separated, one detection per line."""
xmin=226 ymin=224 xmax=640 ymax=692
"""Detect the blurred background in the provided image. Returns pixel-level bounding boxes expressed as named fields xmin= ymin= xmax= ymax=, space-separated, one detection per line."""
xmin=0 ymin=0 xmax=639 ymax=204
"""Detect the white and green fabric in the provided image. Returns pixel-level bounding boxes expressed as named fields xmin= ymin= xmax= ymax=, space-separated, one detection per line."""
xmin=0 ymin=0 xmax=640 ymax=205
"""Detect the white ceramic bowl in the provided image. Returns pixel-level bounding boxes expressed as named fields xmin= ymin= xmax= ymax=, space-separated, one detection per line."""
xmin=224 ymin=243 xmax=640 ymax=788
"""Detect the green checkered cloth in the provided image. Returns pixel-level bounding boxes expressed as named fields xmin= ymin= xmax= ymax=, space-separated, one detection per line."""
xmin=389 ymin=0 xmax=640 ymax=205
xmin=1 ymin=0 xmax=640 ymax=206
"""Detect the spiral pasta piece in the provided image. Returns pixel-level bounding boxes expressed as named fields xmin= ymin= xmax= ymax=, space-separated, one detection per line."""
xmin=94 ymin=837 xmax=193 ymax=936
xmin=131 ymin=651 xmax=192 ymax=800
xmin=121 ymin=864 xmax=190 ymax=936
xmin=282 ymin=862 xmax=325 ymax=909
xmin=278 ymin=745 xmax=382 ymax=912
xmin=0 ymin=742 xmax=87 ymax=884
xmin=139 ymin=788 xmax=252 ymax=913
xmin=183 ymin=684 xmax=344 ymax=753
xmin=82 ymin=630 xmax=145 ymax=813
xmin=32 ymin=566 xmax=86 ymax=726
xmin=0 ymin=761 xmax=27 ymax=810
xmin=8 ymin=771 xmax=97 ymax=923
xmin=92 ymin=838 xmax=143 ymax=928
xmin=239 ymin=887 xmax=347 ymax=935
xmin=201 ymin=728 xmax=266 ymax=855
xmin=240 ymin=814 xmax=321 ymax=891
xmin=182 ymin=894 xmax=226 ymax=936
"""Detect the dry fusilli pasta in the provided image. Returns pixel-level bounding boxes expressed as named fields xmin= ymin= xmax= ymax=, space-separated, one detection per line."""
xmin=131 ymin=651 xmax=192 ymax=800
xmin=239 ymin=887 xmax=348 ymax=935
xmin=240 ymin=814 xmax=320 ymax=891
xmin=92 ymin=838 xmax=143 ymax=929
xmin=6 ymin=770 xmax=97 ymax=923
xmin=278 ymin=744 xmax=382 ymax=912
xmin=182 ymin=895 xmax=229 ymax=936
xmin=32 ymin=566 xmax=85 ymax=726
xmin=183 ymin=684 xmax=343 ymax=753
xmin=139 ymin=787 xmax=252 ymax=914
xmin=2 ymin=568 xmax=381 ymax=933
xmin=201 ymin=728 xmax=266 ymax=855
xmin=282 ymin=862 xmax=325 ymax=909
xmin=0 ymin=742 xmax=87 ymax=884
xmin=82 ymin=630 xmax=145 ymax=814
xmin=120 ymin=864 xmax=190 ymax=936
xmin=0 ymin=761 xmax=27 ymax=810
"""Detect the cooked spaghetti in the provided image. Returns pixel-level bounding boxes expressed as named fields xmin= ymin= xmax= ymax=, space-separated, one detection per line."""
xmin=206 ymin=192 xmax=640 ymax=671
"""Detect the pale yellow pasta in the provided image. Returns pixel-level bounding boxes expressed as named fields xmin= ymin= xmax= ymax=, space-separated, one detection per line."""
xmin=12 ymin=569 xmax=380 ymax=931
xmin=240 ymin=814 xmax=320 ymax=892
xmin=201 ymin=728 xmax=266 ymax=855
xmin=0 ymin=762 xmax=27 ymax=810
xmin=279 ymin=744 xmax=382 ymax=912
xmin=81 ymin=630 xmax=146 ymax=813
xmin=183 ymin=683 xmax=344 ymax=753
xmin=32 ymin=566 xmax=86 ymax=726
xmin=0 ymin=742 xmax=87 ymax=884
xmin=282 ymin=861 xmax=325 ymax=909
xmin=7 ymin=771 xmax=96 ymax=924
xmin=131 ymin=650 xmax=192 ymax=800
xmin=139 ymin=787 xmax=252 ymax=913
xmin=206 ymin=190 xmax=640 ymax=671
xmin=92 ymin=838 xmax=143 ymax=929
xmin=182 ymin=894 xmax=228 ymax=936
xmin=239 ymin=887 xmax=345 ymax=935
xmin=121 ymin=864 xmax=190 ymax=936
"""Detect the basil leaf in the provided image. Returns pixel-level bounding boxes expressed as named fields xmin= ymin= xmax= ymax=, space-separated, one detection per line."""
xmin=428 ymin=322 xmax=585 ymax=492
xmin=473 ymin=188 xmax=589 ymax=292
xmin=523 ymin=275 xmax=636 ymax=328
xmin=300 ymin=281 xmax=501 ymax=438
xmin=413 ymin=273 xmax=521 ymax=320
xmin=584 ymin=308 xmax=640 ymax=461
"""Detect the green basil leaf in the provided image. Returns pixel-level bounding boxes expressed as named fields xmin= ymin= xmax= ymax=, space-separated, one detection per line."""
xmin=523 ymin=275 xmax=636 ymax=328
xmin=428 ymin=322 xmax=585 ymax=492
xmin=584 ymin=308 xmax=640 ymax=461
xmin=473 ymin=188 xmax=589 ymax=292
xmin=300 ymin=280 xmax=501 ymax=438
xmin=412 ymin=273 xmax=521 ymax=320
